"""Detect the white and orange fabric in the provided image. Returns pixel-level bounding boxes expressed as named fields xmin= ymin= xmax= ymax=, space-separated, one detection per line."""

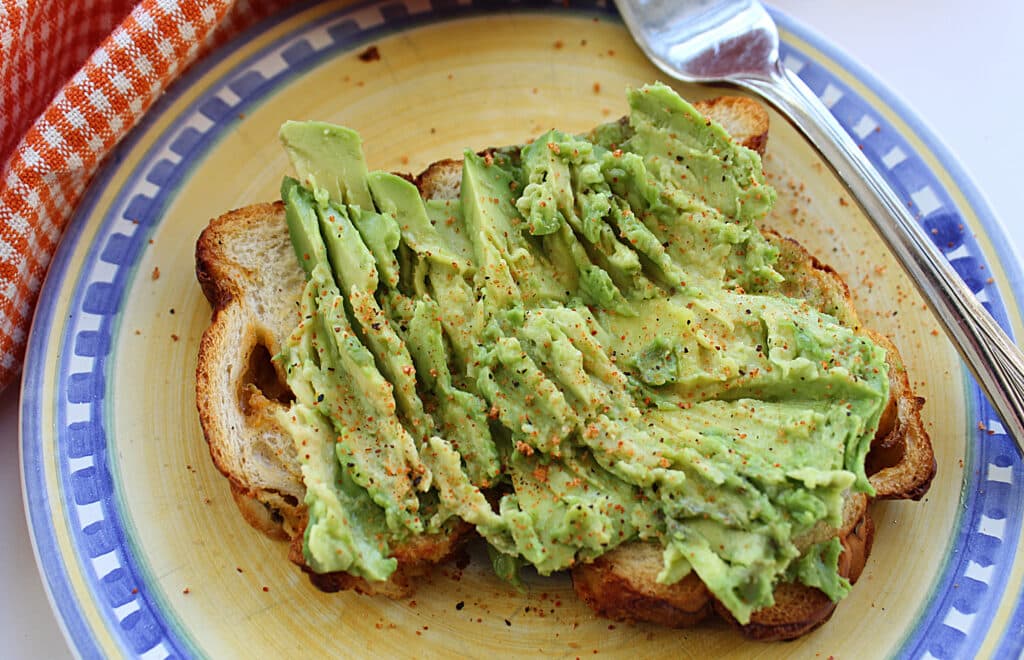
xmin=0 ymin=0 xmax=292 ymax=389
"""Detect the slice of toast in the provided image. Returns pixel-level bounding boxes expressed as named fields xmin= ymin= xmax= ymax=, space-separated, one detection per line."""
xmin=195 ymin=96 xmax=934 ymax=629
xmin=196 ymin=202 xmax=472 ymax=597
xmin=196 ymin=202 xmax=307 ymax=540
xmin=560 ymin=100 xmax=933 ymax=641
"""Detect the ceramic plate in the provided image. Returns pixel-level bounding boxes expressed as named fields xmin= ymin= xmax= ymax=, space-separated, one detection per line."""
xmin=21 ymin=1 xmax=1024 ymax=657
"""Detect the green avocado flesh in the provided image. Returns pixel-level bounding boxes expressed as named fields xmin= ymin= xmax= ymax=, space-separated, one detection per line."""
xmin=273 ymin=83 xmax=888 ymax=624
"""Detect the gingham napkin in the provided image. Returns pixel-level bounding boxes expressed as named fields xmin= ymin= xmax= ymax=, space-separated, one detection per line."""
xmin=0 ymin=0 xmax=292 ymax=391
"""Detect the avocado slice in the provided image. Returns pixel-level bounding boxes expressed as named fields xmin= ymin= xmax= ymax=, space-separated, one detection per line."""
xmin=281 ymin=181 xmax=428 ymax=536
xmin=280 ymin=120 xmax=375 ymax=210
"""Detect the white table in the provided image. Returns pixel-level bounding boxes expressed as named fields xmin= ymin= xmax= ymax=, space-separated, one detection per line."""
xmin=2 ymin=2 xmax=1021 ymax=656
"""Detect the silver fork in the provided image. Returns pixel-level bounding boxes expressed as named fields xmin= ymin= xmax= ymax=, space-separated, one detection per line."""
xmin=615 ymin=0 xmax=1024 ymax=446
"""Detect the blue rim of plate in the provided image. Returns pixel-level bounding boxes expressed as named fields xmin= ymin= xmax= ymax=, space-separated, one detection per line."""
xmin=20 ymin=0 xmax=1024 ymax=657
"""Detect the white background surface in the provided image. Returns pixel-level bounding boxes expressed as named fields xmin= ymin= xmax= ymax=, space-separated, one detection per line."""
xmin=2 ymin=2 xmax=1022 ymax=657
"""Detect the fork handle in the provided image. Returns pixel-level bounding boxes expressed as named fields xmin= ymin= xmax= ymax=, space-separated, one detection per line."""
xmin=738 ymin=64 xmax=1024 ymax=445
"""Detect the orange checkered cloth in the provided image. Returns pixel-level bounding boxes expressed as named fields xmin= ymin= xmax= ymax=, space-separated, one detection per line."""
xmin=0 ymin=0 xmax=292 ymax=390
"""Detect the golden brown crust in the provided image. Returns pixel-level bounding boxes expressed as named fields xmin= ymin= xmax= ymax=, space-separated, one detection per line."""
xmin=717 ymin=582 xmax=838 ymax=641
xmin=572 ymin=545 xmax=712 ymax=628
xmin=195 ymin=202 xmax=307 ymax=532
xmin=195 ymin=201 xmax=285 ymax=309
xmin=229 ymin=482 xmax=291 ymax=542
xmin=712 ymin=508 xmax=873 ymax=641
xmin=571 ymin=500 xmax=875 ymax=641
xmin=287 ymin=519 xmax=474 ymax=599
xmin=840 ymin=505 xmax=875 ymax=585
xmin=414 ymin=157 xmax=466 ymax=199
xmin=693 ymin=96 xmax=770 ymax=155
xmin=865 ymin=332 xmax=936 ymax=500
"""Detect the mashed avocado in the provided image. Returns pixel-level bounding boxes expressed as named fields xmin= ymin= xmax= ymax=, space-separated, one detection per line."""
xmin=273 ymin=83 xmax=889 ymax=624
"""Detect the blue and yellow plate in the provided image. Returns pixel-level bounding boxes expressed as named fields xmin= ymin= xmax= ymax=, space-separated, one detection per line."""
xmin=21 ymin=1 xmax=1024 ymax=657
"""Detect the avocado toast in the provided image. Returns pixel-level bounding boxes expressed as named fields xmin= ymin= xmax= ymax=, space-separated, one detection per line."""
xmin=195 ymin=85 xmax=935 ymax=640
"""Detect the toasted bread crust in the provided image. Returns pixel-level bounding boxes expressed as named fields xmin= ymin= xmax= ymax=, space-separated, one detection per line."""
xmin=195 ymin=202 xmax=307 ymax=537
xmin=286 ymin=519 xmax=474 ymax=598
xmin=194 ymin=96 xmax=934 ymax=636
xmin=694 ymin=96 xmax=770 ymax=154
xmin=229 ymin=481 xmax=292 ymax=541
xmin=572 ymin=544 xmax=713 ymax=628
xmin=864 ymin=333 xmax=935 ymax=499
xmin=570 ymin=506 xmax=875 ymax=642
xmin=716 ymin=509 xmax=875 ymax=641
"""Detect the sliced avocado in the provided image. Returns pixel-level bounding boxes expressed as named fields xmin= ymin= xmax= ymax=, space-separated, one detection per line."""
xmin=314 ymin=198 xmax=433 ymax=439
xmin=497 ymin=450 xmax=649 ymax=575
xmin=279 ymin=403 xmax=396 ymax=579
xmin=274 ymin=84 xmax=895 ymax=625
xmin=470 ymin=328 xmax=578 ymax=457
xmin=281 ymin=177 xmax=326 ymax=278
xmin=406 ymin=299 xmax=499 ymax=485
xmin=280 ymin=120 xmax=374 ymax=209
xmin=625 ymin=83 xmax=774 ymax=222
xmin=520 ymin=132 xmax=647 ymax=309
xmin=515 ymin=131 xmax=572 ymax=237
xmin=369 ymin=171 xmax=469 ymax=271
xmin=784 ymin=538 xmax=851 ymax=602
xmin=459 ymin=151 xmax=524 ymax=308
xmin=424 ymin=197 xmax=474 ymax=265
xmin=282 ymin=181 xmax=429 ymax=535
xmin=315 ymin=198 xmax=377 ymax=293
xmin=350 ymin=205 xmax=402 ymax=290
xmin=519 ymin=130 xmax=654 ymax=301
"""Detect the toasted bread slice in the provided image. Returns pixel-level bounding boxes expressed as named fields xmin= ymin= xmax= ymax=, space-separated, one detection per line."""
xmin=288 ymin=517 xmax=472 ymax=598
xmin=572 ymin=543 xmax=713 ymax=628
xmin=694 ymin=96 xmax=770 ymax=155
xmin=768 ymin=233 xmax=935 ymax=499
xmin=572 ymin=500 xmax=875 ymax=639
xmin=196 ymin=202 xmax=307 ymax=539
xmin=561 ymin=101 xmax=933 ymax=641
xmin=194 ymin=96 xmax=934 ymax=627
xmin=196 ymin=203 xmax=471 ymax=597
